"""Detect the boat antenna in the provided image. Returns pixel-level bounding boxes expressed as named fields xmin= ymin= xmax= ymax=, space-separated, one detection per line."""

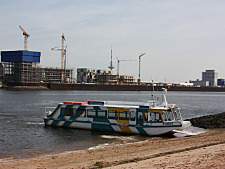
xmin=151 ymin=82 xmax=155 ymax=101
xmin=161 ymin=88 xmax=168 ymax=107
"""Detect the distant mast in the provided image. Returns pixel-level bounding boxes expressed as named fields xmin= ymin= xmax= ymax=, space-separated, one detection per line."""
xmin=108 ymin=46 xmax=114 ymax=70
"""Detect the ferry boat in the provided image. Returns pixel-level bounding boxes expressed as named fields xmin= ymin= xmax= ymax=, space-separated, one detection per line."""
xmin=44 ymin=89 xmax=190 ymax=136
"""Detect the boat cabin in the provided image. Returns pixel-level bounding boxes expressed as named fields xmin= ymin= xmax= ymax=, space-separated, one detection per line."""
xmin=55 ymin=100 xmax=182 ymax=124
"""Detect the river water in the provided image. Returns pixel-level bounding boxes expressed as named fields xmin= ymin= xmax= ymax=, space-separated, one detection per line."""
xmin=0 ymin=90 xmax=224 ymax=159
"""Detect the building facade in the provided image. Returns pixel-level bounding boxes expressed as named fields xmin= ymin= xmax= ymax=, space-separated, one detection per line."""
xmin=95 ymin=74 xmax=117 ymax=84
xmin=0 ymin=63 xmax=3 ymax=82
xmin=1 ymin=50 xmax=73 ymax=83
xmin=119 ymin=75 xmax=136 ymax=85
xmin=202 ymin=70 xmax=218 ymax=87
xmin=189 ymin=79 xmax=209 ymax=87
xmin=77 ymin=68 xmax=112 ymax=83
xmin=218 ymin=79 xmax=225 ymax=86
xmin=77 ymin=68 xmax=136 ymax=84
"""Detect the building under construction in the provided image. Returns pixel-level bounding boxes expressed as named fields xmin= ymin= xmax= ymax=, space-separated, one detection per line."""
xmin=1 ymin=50 xmax=73 ymax=84
xmin=77 ymin=68 xmax=136 ymax=85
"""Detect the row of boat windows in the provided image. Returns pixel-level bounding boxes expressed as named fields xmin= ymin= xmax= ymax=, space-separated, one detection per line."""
xmin=163 ymin=109 xmax=181 ymax=121
xmin=60 ymin=108 xmax=164 ymax=122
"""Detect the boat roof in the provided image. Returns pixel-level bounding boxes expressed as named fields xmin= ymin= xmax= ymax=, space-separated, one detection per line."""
xmin=62 ymin=100 xmax=176 ymax=110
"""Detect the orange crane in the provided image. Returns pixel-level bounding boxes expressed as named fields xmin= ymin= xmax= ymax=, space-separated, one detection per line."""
xmin=19 ymin=25 xmax=30 ymax=51
xmin=138 ymin=53 xmax=146 ymax=85
xmin=51 ymin=33 xmax=67 ymax=82
xmin=116 ymin=58 xmax=136 ymax=84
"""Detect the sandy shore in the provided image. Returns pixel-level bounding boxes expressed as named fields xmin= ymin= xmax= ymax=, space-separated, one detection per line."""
xmin=0 ymin=129 xmax=225 ymax=169
xmin=0 ymin=128 xmax=225 ymax=169
xmin=107 ymin=143 xmax=225 ymax=169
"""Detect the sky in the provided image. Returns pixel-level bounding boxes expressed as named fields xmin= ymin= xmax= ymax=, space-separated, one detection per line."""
xmin=0 ymin=0 xmax=225 ymax=83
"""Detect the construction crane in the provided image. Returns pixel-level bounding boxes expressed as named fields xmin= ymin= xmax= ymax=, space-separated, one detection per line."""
xmin=19 ymin=25 xmax=30 ymax=50
xmin=138 ymin=53 xmax=146 ymax=85
xmin=51 ymin=33 xmax=67 ymax=82
xmin=116 ymin=58 xmax=136 ymax=84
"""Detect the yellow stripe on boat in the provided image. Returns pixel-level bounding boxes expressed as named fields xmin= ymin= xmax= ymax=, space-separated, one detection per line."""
xmin=52 ymin=105 xmax=62 ymax=118
xmin=116 ymin=119 xmax=132 ymax=133
xmin=68 ymin=121 xmax=73 ymax=127
xmin=107 ymin=107 xmax=129 ymax=111
xmin=46 ymin=119 xmax=50 ymax=125
xmin=56 ymin=121 xmax=61 ymax=126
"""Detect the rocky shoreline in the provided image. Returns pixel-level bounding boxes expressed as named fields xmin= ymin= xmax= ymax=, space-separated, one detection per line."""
xmin=189 ymin=112 xmax=225 ymax=129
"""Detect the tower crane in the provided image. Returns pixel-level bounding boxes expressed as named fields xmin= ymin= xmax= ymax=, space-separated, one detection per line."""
xmin=19 ymin=25 xmax=30 ymax=51
xmin=51 ymin=33 xmax=67 ymax=82
xmin=138 ymin=53 xmax=146 ymax=85
xmin=116 ymin=58 xmax=136 ymax=84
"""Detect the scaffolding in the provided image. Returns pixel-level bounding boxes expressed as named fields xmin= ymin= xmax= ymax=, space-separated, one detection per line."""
xmin=95 ymin=74 xmax=118 ymax=84
xmin=2 ymin=62 xmax=73 ymax=83
xmin=38 ymin=67 xmax=73 ymax=83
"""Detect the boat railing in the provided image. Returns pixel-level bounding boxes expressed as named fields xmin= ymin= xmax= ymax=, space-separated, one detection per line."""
xmin=105 ymin=101 xmax=149 ymax=107
xmin=44 ymin=107 xmax=56 ymax=117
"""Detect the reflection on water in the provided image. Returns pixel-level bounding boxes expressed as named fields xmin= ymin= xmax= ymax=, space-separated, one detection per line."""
xmin=0 ymin=90 xmax=224 ymax=159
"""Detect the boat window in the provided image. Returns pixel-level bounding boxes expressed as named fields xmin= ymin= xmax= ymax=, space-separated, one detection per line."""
xmin=60 ymin=108 xmax=66 ymax=116
xmin=148 ymin=112 xmax=162 ymax=122
xmin=137 ymin=112 xmax=143 ymax=121
xmin=149 ymin=112 xmax=155 ymax=121
xmin=108 ymin=110 xmax=118 ymax=120
xmin=130 ymin=111 xmax=135 ymax=121
xmin=144 ymin=112 xmax=148 ymax=121
xmin=162 ymin=111 xmax=168 ymax=121
xmin=119 ymin=111 xmax=129 ymax=120
xmin=65 ymin=108 xmax=74 ymax=116
xmin=155 ymin=113 xmax=162 ymax=122
xmin=76 ymin=109 xmax=86 ymax=117
xmin=173 ymin=108 xmax=181 ymax=120
xmin=97 ymin=110 xmax=107 ymax=119
xmin=87 ymin=109 xmax=96 ymax=118
xmin=166 ymin=110 xmax=174 ymax=121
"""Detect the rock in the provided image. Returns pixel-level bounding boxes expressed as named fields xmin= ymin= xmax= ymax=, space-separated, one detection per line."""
xmin=189 ymin=112 xmax=225 ymax=129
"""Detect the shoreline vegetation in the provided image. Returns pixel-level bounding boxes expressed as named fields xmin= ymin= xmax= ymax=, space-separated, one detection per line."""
xmin=0 ymin=113 xmax=225 ymax=169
